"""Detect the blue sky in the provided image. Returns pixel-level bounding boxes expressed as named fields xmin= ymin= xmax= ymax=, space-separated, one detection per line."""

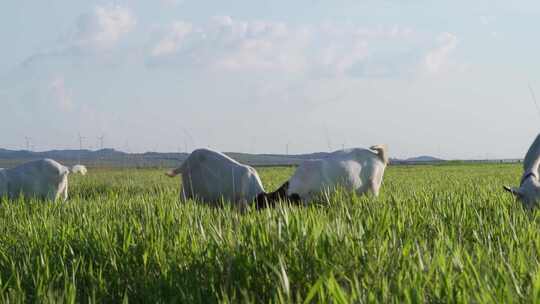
xmin=2 ymin=0 xmax=540 ymax=159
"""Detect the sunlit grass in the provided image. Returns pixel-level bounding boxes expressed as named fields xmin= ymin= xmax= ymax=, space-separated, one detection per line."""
xmin=1 ymin=164 xmax=539 ymax=303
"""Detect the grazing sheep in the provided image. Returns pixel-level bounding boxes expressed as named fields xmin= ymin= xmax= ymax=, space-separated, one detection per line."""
xmin=166 ymin=148 xmax=265 ymax=206
xmin=0 ymin=159 xmax=69 ymax=201
xmin=71 ymin=164 xmax=88 ymax=175
xmin=257 ymin=145 xmax=388 ymax=208
xmin=504 ymin=134 xmax=540 ymax=208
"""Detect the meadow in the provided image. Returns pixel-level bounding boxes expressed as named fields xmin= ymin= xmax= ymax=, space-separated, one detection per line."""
xmin=0 ymin=163 xmax=539 ymax=303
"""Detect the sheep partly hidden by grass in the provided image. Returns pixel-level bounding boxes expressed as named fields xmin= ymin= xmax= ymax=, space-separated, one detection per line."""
xmin=257 ymin=145 xmax=389 ymax=208
xmin=71 ymin=164 xmax=88 ymax=176
xmin=504 ymin=134 xmax=540 ymax=209
xmin=166 ymin=148 xmax=265 ymax=208
xmin=0 ymin=159 xmax=70 ymax=201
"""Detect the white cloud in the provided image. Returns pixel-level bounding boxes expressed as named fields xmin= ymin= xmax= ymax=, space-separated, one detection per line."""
xmin=479 ymin=15 xmax=497 ymax=25
xmin=48 ymin=76 xmax=73 ymax=111
xmin=151 ymin=21 xmax=193 ymax=56
xmin=149 ymin=16 xmax=460 ymax=78
xmin=424 ymin=32 xmax=458 ymax=74
xmin=161 ymin=0 xmax=184 ymax=7
xmin=209 ymin=20 xmax=309 ymax=73
xmin=72 ymin=5 xmax=136 ymax=51
xmin=20 ymin=5 xmax=136 ymax=66
xmin=19 ymin=14 xmax=461 ymax=79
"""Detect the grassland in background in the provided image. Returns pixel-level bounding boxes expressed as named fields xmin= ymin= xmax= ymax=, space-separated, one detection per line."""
xmin=0 ymin=163 xmax=538 ymax=303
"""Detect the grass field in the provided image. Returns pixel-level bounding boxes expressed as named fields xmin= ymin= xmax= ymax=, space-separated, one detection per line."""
xmin=0 ymin=163 xmax=539 ymax=303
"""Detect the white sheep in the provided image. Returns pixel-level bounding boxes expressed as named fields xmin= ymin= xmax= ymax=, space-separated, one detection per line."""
xmin=257 ymin=145 xmax=388 ymax=207
xmin=71 ymin=164 xmax=88 ymax=175
xmin=504 ymin=134 xmax=540 ymax=208
xmin=166 ymin=148 xmax=265 ymax=206
xmin=0 ymin=159 xmax=70 ymax=201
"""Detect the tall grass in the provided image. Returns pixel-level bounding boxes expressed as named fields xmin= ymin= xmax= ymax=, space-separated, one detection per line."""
xmin=0 ymin=164 xmax=539 ymax=303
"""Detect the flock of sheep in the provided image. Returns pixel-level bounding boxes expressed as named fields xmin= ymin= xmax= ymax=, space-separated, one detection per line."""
xmin=1 ymin=134 xmax=539 ymax=209
xmin=164 ymin=144 xmax=387 ymax=208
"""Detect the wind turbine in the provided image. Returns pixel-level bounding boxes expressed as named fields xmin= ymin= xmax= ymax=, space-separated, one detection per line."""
xmin=77 ymin=133 xmax=86 ymax=165
xmin=24 ymin=136 xmax=32 ymax=151
xmin=97 ymin=134 xmax=105 ymax=150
